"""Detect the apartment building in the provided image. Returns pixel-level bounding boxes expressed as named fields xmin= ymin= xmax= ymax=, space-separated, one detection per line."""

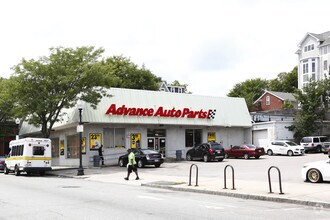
xmin=296 ymin=31 xmax=330 ymax=89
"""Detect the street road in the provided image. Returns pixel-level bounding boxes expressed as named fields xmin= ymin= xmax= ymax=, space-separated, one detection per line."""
xmin=1 ymin=169 xmax=330 ymax=220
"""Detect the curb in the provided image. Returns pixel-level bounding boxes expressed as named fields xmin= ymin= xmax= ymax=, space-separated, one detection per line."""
xmin=142 ymin=183 xmax=330 ymax=209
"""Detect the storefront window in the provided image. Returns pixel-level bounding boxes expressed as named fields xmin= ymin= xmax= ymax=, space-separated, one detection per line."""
xmin=51 ymin=138 xmax=59 ymax=158
xmin=114 ymin=128 xmax=125 ymax=148
xmin=185 ymin=129 xmax=202 ymax=147
xmin=103 ymin=128 xmax=125 ymax=148
xmin=67 ymin=134 xmax=79 ymax=158
xmin=147 ymin=129 xmax=166 ymax=137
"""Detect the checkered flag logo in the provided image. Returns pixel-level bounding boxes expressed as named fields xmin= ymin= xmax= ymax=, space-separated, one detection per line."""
xmin=208 ymin=109 xmax=216 ymax=119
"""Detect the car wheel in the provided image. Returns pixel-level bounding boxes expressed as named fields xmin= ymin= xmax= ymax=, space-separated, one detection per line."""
xmin=118 ymin=159 xmax=125 ymax=167
xmin=186 ymin=154 xmax=192 ymax=161
xmin=4 ymin=166 xmax=9 ymax=175
xmin=218 ymin=158 xmax=224 ymax=162
xmin=155 ymin=164 xmax=161 ymax=168
xmin=255 ymin=156 xmax=260 ymax=159
xmin=224 ymin=153 xmax=229 ymax=159
xmin=307 ymin=168 xmax=323 ymax=183
xmin=14 ymin=166 xmax=20 ymax=176
xmin=267 ymin=149 xmax=273 ymax=156
xmin=203 ymin=154 xmax=209 ymax=162
xmin=316 ymin=146 xmax=322 ymax=153
xmin=137 ymin=160 xmax=144 ymax=168
xmin=244 ymin=154 xmax=249 ymax=160
xmin=287 ymin=150 xmax=293 ymax=156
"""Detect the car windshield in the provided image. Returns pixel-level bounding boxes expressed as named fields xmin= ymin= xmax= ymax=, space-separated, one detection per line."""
xmin=210 ymin=144 xmax=223 ymax=150
xmin=245 ymin=144 xmax=256 ymax=149
xmin=140 ymin=149 xmax=158 ymax=154
xmin=286 ymin=141 xmax=298 ymax=146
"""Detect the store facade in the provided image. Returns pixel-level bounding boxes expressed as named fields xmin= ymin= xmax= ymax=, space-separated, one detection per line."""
xmin=20 ymin=88 xmax=252 ymax=166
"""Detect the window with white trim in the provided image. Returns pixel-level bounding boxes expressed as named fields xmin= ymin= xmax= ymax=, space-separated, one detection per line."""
xmin=311 ymin=59 xmax=316 ymax=73
xmin=304 ymin=44 xmax=315 ymax=52
xmin=324 ymin=60 xmax=328 ymax=71
xmin=303 ymin=60 xmax=308 ymax=74
xmin=323 ymin=46 xmax=328 ymax=54
xmin=266 ymin=95 xmax=270 ymax=105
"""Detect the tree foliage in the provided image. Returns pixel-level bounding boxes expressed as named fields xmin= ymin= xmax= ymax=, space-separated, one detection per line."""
xmin=268 ymin=67 xmax=298 ymax=93
xmin=227 ymin=78 xmax=268 ymax=110
xmin=293 ymin=78 xmax=330 ymax=140
xmin=227 ymin=67 xmax=298 ymax=111
xmin=100 ymin=56 xmax=161 ymax=90
xmin=3 ymin=47 xmax=163 ymax=138
xmin=11 ymin=46 xmax=109 ymax=137
xmin=0 ymin=78 xmax=16 ymax=122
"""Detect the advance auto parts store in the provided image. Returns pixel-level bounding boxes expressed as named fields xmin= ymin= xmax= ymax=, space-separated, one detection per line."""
xmin=19 ymin=88 xmax=252 ymax=167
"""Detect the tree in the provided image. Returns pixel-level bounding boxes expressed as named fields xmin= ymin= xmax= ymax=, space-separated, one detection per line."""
xmin=0 ymin=78 xmax=16 ymax=122
xmin=11 ymin=46 xmax=109 ymax=138
xmin=268 ymin=66 xmax=298 ymax=93
xmin=100 ymin=56 xmax=161 ymax=90
xmin=227 ymin=78 xmax=269 ymax=110
xmin=292 ymin=78 xmax=330 ymax=140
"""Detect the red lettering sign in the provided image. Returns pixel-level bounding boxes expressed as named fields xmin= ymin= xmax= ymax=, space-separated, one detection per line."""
xmin=105 ymin=104 xmax=215 ymax=119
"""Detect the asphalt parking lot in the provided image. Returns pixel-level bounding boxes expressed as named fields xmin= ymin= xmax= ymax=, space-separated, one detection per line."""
xmin=136 ymin=152 xmax=329 ymax=183
xmin=52 ymin=151 xmax=329 ymax=184
xmin=49 ymin=152 xmax=330 ymax=208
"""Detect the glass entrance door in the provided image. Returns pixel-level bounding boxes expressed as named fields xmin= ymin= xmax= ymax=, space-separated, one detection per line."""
xmin=147 ymin=138 xmax=154 ymax=150
xmin=147 ymin=137 xmax=166 ymax=155
xmin=159 ymin=138 xmax=166 ymax=155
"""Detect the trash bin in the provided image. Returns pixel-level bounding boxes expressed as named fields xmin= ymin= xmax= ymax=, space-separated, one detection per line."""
xmin=176 ymin=150 xmax=182 ymax=161
xmin=93 ymin=155 xmax=100 ymax=167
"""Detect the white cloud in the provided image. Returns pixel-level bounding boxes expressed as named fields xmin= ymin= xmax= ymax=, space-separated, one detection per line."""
xmin=1 ymin=0 xmax=330 ymax=96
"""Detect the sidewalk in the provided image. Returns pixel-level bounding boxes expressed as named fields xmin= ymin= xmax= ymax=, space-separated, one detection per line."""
xmin=49 ymin=165 xmax=330 ymax=209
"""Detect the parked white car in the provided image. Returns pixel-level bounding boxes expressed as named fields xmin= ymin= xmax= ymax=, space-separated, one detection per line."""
xmin=266 ymin=140 xmax=304 ymax=156
xmin=301 ymin=159 xmax=330 ymax=183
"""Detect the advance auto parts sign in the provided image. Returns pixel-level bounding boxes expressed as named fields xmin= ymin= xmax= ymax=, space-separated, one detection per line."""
xmin=105 ymin=104 xmax=216 ymax=119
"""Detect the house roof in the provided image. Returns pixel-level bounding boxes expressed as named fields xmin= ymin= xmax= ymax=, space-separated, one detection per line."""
xmin=254 ymin=90 xmax=296 ymax=104
xmin=298 ymin=31 xmax=330 ymax=48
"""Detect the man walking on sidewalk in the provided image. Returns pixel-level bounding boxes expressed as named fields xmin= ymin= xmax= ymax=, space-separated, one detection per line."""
xmin=125 ymin=148 xmax=139 ymax=180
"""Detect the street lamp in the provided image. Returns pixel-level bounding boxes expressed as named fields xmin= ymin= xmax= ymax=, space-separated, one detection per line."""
xmin=77 ymin=101 xmax=84 ymax=176
xmin=15 ymin=118 xmax=20 ymax=140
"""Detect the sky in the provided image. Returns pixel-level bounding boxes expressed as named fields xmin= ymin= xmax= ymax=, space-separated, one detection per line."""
xmin=1 ymin=0 xmax=329 ymax=97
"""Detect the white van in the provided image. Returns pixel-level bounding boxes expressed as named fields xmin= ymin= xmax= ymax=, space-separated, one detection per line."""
xmin=4 ymin=138 xmax=52 ymax=176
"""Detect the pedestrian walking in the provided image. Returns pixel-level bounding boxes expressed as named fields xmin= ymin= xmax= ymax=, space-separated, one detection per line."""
xmin=124 ymin=148 xmax=139 ymax=180
xmin=98 ymin=145 xmax=104 ymax=165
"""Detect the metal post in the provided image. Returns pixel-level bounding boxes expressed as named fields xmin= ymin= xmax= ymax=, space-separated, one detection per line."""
xmin=188 ymin=164 xmax=199 ymax=186
xmin=77 ymin=107 xmax=84 ymax=176
xmin=15 ymin=118 xmax=20 ymax=140
xmin=223 ymin=165 xmax=236 ymax=190
xmin=268 ymin=166 xmax=284 ymax=194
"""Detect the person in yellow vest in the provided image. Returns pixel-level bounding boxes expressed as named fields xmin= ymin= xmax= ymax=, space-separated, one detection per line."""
xmin=124 ymin=148 xmax=139 ymax=180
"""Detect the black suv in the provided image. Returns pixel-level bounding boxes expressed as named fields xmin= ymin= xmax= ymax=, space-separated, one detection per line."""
xmin=186 ymin=142 xmax=225 ymax=162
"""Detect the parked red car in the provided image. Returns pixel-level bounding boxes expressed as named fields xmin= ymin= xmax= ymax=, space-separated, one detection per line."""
xmin=225 ymin=144 xmax=265 ymax=159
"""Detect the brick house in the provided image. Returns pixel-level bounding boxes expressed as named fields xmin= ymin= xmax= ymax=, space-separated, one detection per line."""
xmin=253 ymin=90 xmax=297 ymax=112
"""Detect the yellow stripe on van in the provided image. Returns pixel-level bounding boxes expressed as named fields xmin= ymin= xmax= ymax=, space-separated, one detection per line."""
xmin=6 ymin=157 xmax=52 ymax=161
